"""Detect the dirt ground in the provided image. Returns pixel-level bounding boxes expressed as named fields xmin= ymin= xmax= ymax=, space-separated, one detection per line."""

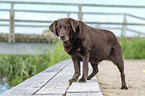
xmin=97 ymin=60 xmax=145 ymax=96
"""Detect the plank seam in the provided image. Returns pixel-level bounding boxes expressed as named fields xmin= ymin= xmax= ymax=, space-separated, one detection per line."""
xmin=32 ymin=60 xmax=71 ymax=96
xmin=64 ymin=83 xmax=71 ymax=96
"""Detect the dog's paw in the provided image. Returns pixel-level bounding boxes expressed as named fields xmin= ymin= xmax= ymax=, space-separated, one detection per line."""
xmin=69 ymin=79 xmax=77 ymax=83
xmin=87 ymin=76 xmax=92 ymax=80
xmin=121 ymin=86 xmax=128 ymax=90
xmin=78 ymin=78 xmax=87 ymax=83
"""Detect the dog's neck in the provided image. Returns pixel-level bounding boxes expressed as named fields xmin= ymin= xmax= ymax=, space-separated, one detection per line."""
xmin=63 ymin=39 xmax=81 ymax=55
xmin=63 ymin=40 xmax=76 ymax=53
xmin=63 ymin=40 xmax=72 ymax=48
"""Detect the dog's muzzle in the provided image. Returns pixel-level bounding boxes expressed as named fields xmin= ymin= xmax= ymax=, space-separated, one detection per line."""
xmin=59 ymin=35 xmax=69 ymax=42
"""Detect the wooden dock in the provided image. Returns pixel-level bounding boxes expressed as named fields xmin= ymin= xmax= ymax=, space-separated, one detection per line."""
xmin=0 ymin=59 xmax=103 ymax=96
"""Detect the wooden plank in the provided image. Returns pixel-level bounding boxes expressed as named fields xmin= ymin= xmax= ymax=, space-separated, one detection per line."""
xmin=0 ymin=59 xmax=71 ymax=96
xmin=33 ymin=95 xmax=62 ymax=96
xmin=0 ymin=60 xmax=103 ymax=96
xmin=127 ymin=14 xmax=145 ymax=21
xmin=78 ymin=5 xmax=82 ymax=20
xmin=66 ymin=93 xmax=103 ymax=96
xmin=0 ymin=19 xmax=9 ymax=21
xmin=9 ymin=2 xmax=15 ymax=42
xmin=83 ymin=12 xmax=124 ymax=15
xmin=66 ymin=63 xmax=103 ymax=96
xmin=121 ymin=14 xmax=127 ymax=37
xmin=14 ymin=10 xmax=78 ymax=14
xmin=34 ymin=63 xmax=74 ymax=96
xmin=0 ymin=9 xmax=10 ymax=11
xmin=85 ymin=21 xmax=145 ymax=26
xmin=67 ymin=81 xmax=100 ymax=93
xmin=66 ymin=81 xmax=103 ymax=96
xmin=34 ymin=62 xmax=101 ymax=96
xmin=127 ymin=28 xmax=145 ymax=35
xmin=34 ymin=83 xmax=69 ymax=95
xmin=66 ymin=77 xmax=101 ymax=92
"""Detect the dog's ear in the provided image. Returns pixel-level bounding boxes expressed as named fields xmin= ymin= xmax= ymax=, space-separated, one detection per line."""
xmin=49 ymin=21 xmax=58 ymax=36
xmin=69 ymin=18 xmax=79 ymax=32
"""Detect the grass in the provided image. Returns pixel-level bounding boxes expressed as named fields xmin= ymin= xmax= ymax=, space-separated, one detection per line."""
xmin=0 ymin=37 xmax=145 ymax=86
xmin=0 ymin=41 xmax=70 ymax=86
xmin=120 ymin=37 xmax=145 ymax=59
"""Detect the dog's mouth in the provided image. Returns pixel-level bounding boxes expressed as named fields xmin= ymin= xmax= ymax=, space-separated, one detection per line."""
xmin=59 ymin=36 xmax=69 ymax=42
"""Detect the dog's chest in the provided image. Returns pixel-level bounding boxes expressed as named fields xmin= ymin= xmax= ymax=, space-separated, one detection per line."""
xmin=64 ymin=45 xmax=80 ymax=55
xmin=69 ymin=50 xmax=82 ymax=61
xmin=63 ymin=41 xmax=80 ymax=53
xmin=64 ymin=43 xmax=82 ymax=59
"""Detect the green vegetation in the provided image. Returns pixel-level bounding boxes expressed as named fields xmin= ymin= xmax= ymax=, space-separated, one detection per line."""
xmin=120 ymin=37 xmax=145 ymax=59
xmin=0 ymin=42 xmax=70 ymax=86
xmin=0 ymin=38 xmax=145 ymax=86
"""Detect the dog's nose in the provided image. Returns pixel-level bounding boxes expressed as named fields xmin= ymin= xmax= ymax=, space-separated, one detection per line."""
xmin=60 ymin=35 xmax=65 ymax=38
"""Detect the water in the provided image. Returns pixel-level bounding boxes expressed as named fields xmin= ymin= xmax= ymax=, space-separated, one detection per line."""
xmin=0 ymin=42 xmax=53 ymax=55
xmin=0 ymin=80 xmax=11 ymax=94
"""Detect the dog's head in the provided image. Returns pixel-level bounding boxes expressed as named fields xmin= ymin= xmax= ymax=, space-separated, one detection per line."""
xmin=49 ymin=18 xmax=80 ymax=42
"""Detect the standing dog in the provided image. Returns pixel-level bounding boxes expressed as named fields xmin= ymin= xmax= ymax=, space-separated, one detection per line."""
xmin=49 ymin=18 xmax=128 ymax=89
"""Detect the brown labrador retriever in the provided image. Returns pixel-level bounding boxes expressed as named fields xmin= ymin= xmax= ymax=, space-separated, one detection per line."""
xmin=49 ymin=18 xmax=128 ymax=89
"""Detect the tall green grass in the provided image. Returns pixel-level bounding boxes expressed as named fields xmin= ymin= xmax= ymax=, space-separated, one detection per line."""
xmin=0 ymin=41 xmax=70 ymax=86
xmin=120 ymin=37 xmax=145 ymax=59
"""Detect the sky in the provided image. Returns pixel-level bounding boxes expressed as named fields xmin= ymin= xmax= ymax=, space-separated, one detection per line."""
xmin=0 ymin=0 xmax=145 ymax=36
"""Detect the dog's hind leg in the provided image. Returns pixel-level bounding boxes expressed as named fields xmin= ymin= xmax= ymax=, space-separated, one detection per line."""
xmin=110 ymin=47 xmax=128 ymax=89
xmin=87 ymin=63 xmax=99 ymax=80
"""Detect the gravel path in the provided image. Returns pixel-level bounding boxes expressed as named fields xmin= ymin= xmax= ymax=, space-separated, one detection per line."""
xmin=97 ymin=60 xmax=145 ymax=96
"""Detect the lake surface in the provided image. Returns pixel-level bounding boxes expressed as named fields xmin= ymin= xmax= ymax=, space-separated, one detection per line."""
xmin=0 ymin=42 xmax=53 ymax=55
xmin=0 ymin=82 xmax=11 ymax=94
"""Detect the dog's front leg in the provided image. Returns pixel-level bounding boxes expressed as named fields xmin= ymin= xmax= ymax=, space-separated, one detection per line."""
xmin=69 ymin=56 xmax=80 ymax=83
xmin=78 ymin=54 xmax=89 ymax=83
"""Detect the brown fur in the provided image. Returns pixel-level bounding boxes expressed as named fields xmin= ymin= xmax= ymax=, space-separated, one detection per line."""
xmin=49 ymin=18 xmax=128 ymax=89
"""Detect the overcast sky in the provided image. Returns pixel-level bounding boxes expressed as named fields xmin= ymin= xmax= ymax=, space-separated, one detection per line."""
xmin=0 ymin=0 xmax=145 ymax=36
xmin=2 ymin=0 xmax=145 ymax=5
